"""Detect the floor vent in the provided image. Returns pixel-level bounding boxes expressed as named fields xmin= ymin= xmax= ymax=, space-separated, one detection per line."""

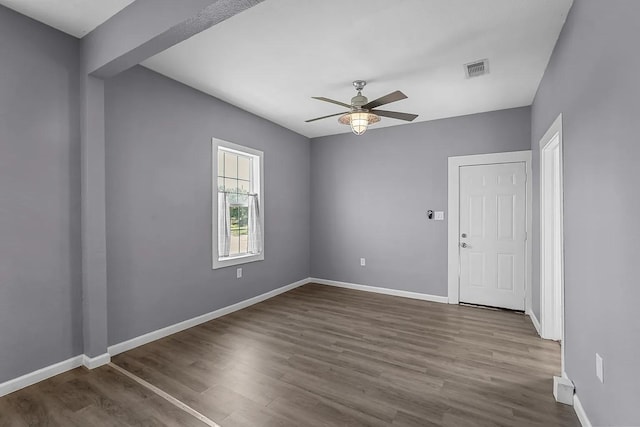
xmin=464 ymin=59 xmax=489 ymax=78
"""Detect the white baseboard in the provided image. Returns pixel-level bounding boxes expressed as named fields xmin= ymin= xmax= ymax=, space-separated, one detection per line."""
xmin=310 ymin=278 xmax=449 ymax=304
xmin=108 ymin=277 xmax=309 ymax=356
xmin=0 ymin=277 xmax=310 ymax=398
xmin=527 ymin=309 xmax=542 ymax=337
xmin=83 ymin=353 xmax=111 ymax=369
xmin=0 ymin=355 xmax=83 ymax=398
xmin=573 ymin=394 xmax=593 ymax=427
xmin=109 ymin=277 xmax=448 ymax=358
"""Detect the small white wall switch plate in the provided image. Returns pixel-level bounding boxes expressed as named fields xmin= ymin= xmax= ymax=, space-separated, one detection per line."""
xmin=596 ymin=353 xmax=604 ymax=383
xmin=360 ymin=258 xmax=366 ymax=267
xmin=236 ymin=268 xmax=242 ymax=279
xmin=553 ymin=376 xmax=575 ymax=405
xmin=434 ymin=211 xmax=445 ymax=220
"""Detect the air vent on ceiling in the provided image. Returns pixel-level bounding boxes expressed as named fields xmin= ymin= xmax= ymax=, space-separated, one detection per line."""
xmin=464 ymin=59 xmax=490 ymax=78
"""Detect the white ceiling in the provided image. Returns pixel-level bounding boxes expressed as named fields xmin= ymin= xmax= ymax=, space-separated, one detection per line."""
xmin=2 ymin=0 xmax=572 ymax=138
xmin=0 ymin=0 xmax=134 ymax=37
xmin=143 ymin=0 xmax=573 ymax=138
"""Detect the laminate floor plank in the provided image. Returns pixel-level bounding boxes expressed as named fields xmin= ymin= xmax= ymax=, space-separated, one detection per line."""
xmin=0 ymin=366 xmax=209 ymax=427
xmin=112 ymin=283 xmax=579 ymax=426
xmin=0 ymin=283 xmax=579 ymax=426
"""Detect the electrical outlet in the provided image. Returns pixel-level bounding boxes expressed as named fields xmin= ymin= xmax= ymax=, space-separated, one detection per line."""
xmin=434 ymin=211 xmax=445 ymax=221
xmin=596 ymin=353 xmax=604 ymax=383
xmin=360 ymin=258 xmax=366 ymax=267
xmin=236 ymin=267 xmax=242 ymax=279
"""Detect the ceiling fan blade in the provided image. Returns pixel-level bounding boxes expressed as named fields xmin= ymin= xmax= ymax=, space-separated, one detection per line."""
xmin=305 ymin=112 xmax=347 ymax=123
xmin=363 ymin=91 xmax=407 ymax=109
xmin=312 ymin=96 xmax=352 ymax=109
xmin=372 ymin=109 xmax=418 ymax=122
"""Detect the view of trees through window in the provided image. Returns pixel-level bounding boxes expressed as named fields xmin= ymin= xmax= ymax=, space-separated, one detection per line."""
xmin=218 ymin=149 xmax=252 ymax=256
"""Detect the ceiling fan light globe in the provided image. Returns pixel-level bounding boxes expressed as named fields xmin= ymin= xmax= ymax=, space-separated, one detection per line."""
xmin=339 ymin=111 xmax=381 ymax=135
xmin=350 ymin=111 xmax=370 ymax=135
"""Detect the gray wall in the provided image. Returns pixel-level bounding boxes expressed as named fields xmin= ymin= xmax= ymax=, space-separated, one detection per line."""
xmin=0 ymin=6 xmax=82 ymax=382
xmin=310 ymin=107 xmax=531 ymax=296
xmin=104 ymin=66 xmax=310 ymax=345
xmin=531 ymin=0 xmax=640 ymax=424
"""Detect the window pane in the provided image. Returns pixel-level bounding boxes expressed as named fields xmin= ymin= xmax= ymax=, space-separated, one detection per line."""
xmin=229 ymin=207 xmax=239 ymax=236
xmin=224 ymin=178 xmax=238 ymax=194
xmin=217 ymin=177 xmax=225 ymax=192
xmin=229 ymin=205 xmax=243 ymax=256
xmin=238 ymin=207 xmax=248 ymax=230
xmin=238 ymin=156 xmax=251 ymax=181
xmin=238 ymin=179 xmax=251 ymax=194
xmin=229 ymin=206 xmax=238 ymax=232
xmin=224 ymin=152 xmax=238 ymax=178
xmin=217 ymin=149 xmax=224 ymax=177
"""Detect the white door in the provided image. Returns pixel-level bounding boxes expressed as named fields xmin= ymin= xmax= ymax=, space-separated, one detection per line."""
xmin=459 ymin=162 xmax=527 ymax=310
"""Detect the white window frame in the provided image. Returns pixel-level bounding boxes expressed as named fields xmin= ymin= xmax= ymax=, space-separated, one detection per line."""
xmin=212 ymin=138 xmax=264 ymax=269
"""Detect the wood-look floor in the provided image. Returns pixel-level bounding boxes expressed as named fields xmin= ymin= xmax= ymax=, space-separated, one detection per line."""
xmin=0 ymin=283 xmax=579 ymax=426
xmin=0 ymin=364 xmax=209 ymax=427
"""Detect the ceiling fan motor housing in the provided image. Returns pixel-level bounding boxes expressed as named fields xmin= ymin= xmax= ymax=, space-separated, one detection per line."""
xmin=351 ymin=94 xmax=368 ymax=109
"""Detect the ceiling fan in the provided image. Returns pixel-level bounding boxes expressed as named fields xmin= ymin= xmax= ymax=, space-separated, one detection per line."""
xmin=305 ymin=80 xmax=418 ymax=135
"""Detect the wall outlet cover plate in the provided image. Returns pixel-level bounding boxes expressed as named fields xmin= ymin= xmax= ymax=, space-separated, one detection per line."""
xmin=596 ymin=353 xmax=604 ymax=383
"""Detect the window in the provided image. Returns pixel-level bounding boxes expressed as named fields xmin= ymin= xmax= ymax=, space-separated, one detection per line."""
xmin=212 ymin=138 xmax=264 ymax=269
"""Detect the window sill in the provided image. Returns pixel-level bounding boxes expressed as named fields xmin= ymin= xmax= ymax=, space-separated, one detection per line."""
xmin=212 ymin=252 xmax=264 ymax=270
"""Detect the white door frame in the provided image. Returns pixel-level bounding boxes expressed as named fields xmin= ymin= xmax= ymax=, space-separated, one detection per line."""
xmin=448 ymin=151 xmax=533 ymax=313
xmin=539 ymin=114 xmax=565 ymax=353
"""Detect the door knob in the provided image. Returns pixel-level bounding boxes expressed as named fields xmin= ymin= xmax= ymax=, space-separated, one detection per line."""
xmin=460 ymin=242 xmax=468 ymax=248
xmin=461 ymin=233 xmax=467 ymax=238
